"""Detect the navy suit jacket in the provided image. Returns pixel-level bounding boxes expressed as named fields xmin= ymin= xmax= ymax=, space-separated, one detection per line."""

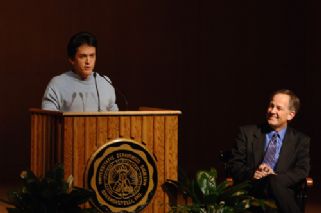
xmin=228 ymin=124 xmax=310 ymax=187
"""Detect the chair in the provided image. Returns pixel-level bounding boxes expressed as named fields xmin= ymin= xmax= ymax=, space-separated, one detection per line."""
xmin=219 ymin=150 xmax=314 ymax=213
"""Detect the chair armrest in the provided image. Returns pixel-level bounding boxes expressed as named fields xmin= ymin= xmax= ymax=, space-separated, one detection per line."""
xmin=224 ymin=177 xmax=314 ymax=188
xmin=306 ymin=177 xmax=313 ymax=188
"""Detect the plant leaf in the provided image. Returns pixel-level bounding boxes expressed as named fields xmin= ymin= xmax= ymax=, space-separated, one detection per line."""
xmin=196 ymin=168 xmax=217 ymax=196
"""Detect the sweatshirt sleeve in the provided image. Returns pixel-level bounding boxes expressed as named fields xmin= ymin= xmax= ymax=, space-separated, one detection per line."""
xmin=41 ymin=81 xmax=60 ymax=111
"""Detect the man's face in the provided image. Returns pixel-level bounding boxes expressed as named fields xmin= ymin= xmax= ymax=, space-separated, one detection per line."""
xmin=69 ymin=44 xmax=96 ymax=80
xmin=266 ymin=93 xmax=295 ymax=131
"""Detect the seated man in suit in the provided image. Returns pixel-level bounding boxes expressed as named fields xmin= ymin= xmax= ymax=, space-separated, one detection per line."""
xmin=228 ymin=89 xmax=310 ymax=213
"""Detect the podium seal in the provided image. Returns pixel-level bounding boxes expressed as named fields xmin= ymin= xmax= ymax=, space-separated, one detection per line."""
xmin=86 ymin=138 xmax=158 ymax=213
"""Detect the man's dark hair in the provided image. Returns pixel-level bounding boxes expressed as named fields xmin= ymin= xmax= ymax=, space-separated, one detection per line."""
xmin=270 ymin=89 xmax=301 ymax=113
xmin=67 ymin=32 xmax=97 ymax=59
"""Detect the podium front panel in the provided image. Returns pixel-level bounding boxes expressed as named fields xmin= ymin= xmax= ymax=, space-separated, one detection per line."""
xmin=30 ymin=109 xmax=180 ymax=213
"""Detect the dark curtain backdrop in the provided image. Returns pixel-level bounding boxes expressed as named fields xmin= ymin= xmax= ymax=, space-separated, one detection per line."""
xmin=0 ymin=0 xmax=320 ymax=194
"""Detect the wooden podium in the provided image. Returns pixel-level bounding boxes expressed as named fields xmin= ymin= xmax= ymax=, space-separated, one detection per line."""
xmin=30 ymin=108 xmax=181 ymax=213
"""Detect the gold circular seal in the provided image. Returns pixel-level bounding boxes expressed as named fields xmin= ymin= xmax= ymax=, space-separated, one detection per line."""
xmin=85 ymin=138 xmax=158 ymax=213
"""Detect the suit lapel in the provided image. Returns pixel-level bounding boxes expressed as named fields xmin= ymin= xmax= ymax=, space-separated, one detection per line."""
xmin=275 ymin=128 xmax=296 ymax=172
xmin=252 ymin=127 xmax=266 ymax=167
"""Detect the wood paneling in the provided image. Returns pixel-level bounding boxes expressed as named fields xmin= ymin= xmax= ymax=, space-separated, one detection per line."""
xmin=30 ymin=108 xmax=180 ymax=213
xmin=97 ymin=117 xmax=108 ymax=147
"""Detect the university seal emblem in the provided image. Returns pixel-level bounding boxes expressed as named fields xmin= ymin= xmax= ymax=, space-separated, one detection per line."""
xmin=86 ymin=138 xmax=158 ymax=213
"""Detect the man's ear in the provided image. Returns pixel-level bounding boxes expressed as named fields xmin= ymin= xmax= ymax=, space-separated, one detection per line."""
xmin=287 ymin=111 xmax=296 ymax=121
xmin=68 ymin=58 xmax=74 ymax=65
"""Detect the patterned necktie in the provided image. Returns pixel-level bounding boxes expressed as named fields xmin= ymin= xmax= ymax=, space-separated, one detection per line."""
xmin=263 ymin=133 xmax=278 ymax=169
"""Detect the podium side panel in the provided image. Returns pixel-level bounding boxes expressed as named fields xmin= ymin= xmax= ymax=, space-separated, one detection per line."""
xmin=51 ymin=116 xmax=62 ymax=167
xmin=85 ymin=117 xmax=98 ymax=168
xmin=46 ymin=115 xmax=54 ymax=170
xmin=164 ymin=116 xmax=179 ymax=212
xmin=56 ymin=118 xmax=63 ymax=163
xmin=165 ymin=116 xmax=178 ymax=180
xmin=31 ymin=114 xmax=43 ymax=176
xmin=63 ymin=117 xmax=74 ymax=179
xmin=42 ymin=115 xmax=49 ymax=175
xmin=73 ymin=117 xmax=86 ymax=187
xmin=153 ymin=116 xmax=165 ymax=213
xmin=43 ymin=115 xmax=56 ymax=174
xmin=31 ymin=113 xmax=64 ymax=177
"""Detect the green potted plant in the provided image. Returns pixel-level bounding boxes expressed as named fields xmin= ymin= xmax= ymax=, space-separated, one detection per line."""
xmin=0 ymin=165 xmax=97 ymax=213
xmin=162 ymin=167 xmax=275 ymax=213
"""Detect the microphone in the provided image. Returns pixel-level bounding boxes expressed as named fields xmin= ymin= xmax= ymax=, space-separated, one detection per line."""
xmin=96 ymin=72 xmax=129 ymax=110
xmin=79 ymin=92 xmax=85 ymax=111
xmin=93 ymin=72 xmax=102 ymax=111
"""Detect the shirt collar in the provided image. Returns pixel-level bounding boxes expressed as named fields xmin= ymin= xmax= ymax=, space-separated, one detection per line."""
xmin=268 ymin=127 xmax=287 ymax=141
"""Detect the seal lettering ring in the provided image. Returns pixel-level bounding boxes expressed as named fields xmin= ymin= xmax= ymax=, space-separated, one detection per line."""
xmin=86 ymin=138 xmax=158 ymax=213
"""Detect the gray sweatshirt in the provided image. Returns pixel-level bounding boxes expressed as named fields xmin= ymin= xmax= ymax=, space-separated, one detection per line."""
xmin=42 ymin=71 xmax=118 ymax=112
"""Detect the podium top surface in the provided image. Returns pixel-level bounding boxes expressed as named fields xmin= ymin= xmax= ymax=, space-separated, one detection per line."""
xmin=29 ymin=108 xmax=182 ymax=116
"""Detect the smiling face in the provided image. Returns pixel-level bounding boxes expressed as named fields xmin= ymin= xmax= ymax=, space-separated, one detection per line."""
xmin=69 ymin=44 xmax=96 ymax=80
xmin=266 ymin=93 xmax=296 ymax=131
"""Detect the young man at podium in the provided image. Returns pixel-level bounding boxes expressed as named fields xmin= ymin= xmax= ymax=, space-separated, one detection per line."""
xmin=41 ymin=32 xmax=118 ymax=112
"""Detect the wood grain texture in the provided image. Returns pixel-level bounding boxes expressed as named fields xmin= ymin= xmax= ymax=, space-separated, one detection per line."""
xmin=141 ymin=116 xmax=154 ymax=213
xmin=142 ymin=116 xmax=154 ymax=152
xmin=164 ymin=116 xmax=178 ymax=212
xmin=31 ymin=112 xmax=64 ymax=177
xmin=120 ymin=116 xmax=131 ymax=138
xmin=56 ymin=119 xmax=63 ymax=163
xmin=97 ymin=117 xmax=108 ymax=147
xmin=131 ymin=116 xmax=142 ymax=141
xmin=107 ymin=116 xmax=120 ymax=140
xmin=63 ymin=117 xmax=73 ymax=179
xmin=73 ymin=117 xmax=85 ymax=187
xmin=84 ymin=117 xmax=97 ymax=175
xmin=31 ymin=114 xmax=41 ymax=175
xmin=153 ymin=116 xmax=165 ymax=213
xmin=165 ymin=116 xmax=178 ymax=180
